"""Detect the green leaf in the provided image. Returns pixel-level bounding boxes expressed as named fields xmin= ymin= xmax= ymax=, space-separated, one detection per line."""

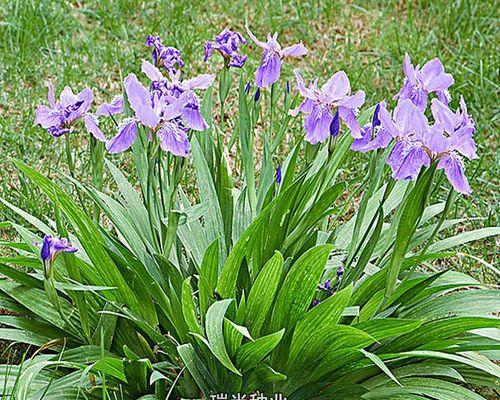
xmin=245 ymin=251 xmax=283 ymax=336
xmin=283 ymin=182 xmax=345 ymax=250
xmin=124 ymin=358 xmax=152 ymax=398
xmin=236 ymin=329 xmax=285 ymax=372
xmin=191 ymin=136 xmax=227 ymax=259
xmin=242 ymin=364 xmax=286 ymax=393
xmin=0 ymin=197 xmax=54 ymax=235
xmin=217 ymin=178 xmax=303 ymax=298
xmin=363 ymin=377 xmax=485 ymax=400
xmin=182 ymin=277 xmax=203 ymax=336
xmin=105 ymin=159 xmax=157 ymax=252
xmin=287 ymin=285 xmax=353 ymax=372
xmin=380 ymin=316 xmax=500 ymax=353
xmin=385 ymin=165 xmax=436 ymax=298
xmin=361 ymin=349 xmax=402 ymax=387
xmin=199 ymin=240 xmax=220 ymax=320
xmin=347 ymin=206 xmax=384 ymax=285
xmin=427 ymin=227 xmax=500 ymax=253
xmin=0 ymin=263 xmax=44 ymax=290
xmin=237 ymin=73 xmax=256 ymax=214
xmin=177 ymin=344 xmax=217 ymax=397
xmin=401 ymin=290 xmax=500 ymax=320
xmin=353 ymin=318 xmax=423 ymax=341
xmin=391 ymin=351 xmax=500 ymax=380
xmin=363 ymin=362 xmax=465 ymax=389
xmin=0 ymin=328 xmax=53 ymax=347
xmin=271 ymin=244 xmax=334 ymax=333
xmin=205 ymin=299 xmax=240 ymax=375
xmin=0 ymin=280 xmax=79 ymax=336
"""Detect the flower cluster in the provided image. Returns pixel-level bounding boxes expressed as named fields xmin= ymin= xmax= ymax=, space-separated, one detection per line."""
xmin=97 ymin=62 xmax=213 ymax=157
xmin=86 ymin=42 xmax=214 ymax=157
xmin=353 ymin=54 xmax=476 ymax=194
xmin=204 ymin=29 xmax=247 ymax=68
xmin=35 ymin=31 xmax=477 ymax=194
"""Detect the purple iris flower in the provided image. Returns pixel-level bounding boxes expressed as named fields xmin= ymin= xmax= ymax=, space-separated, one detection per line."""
xmin=356 ymin=98 xmax=475 ymax=194
xmin=290 ymin=68 xmax=365 ymax=143
xmin=254 ymin=88 xmax=261 ymax=102
xmin=99 ymin=61 xmax=214 ymax=157
xmin=246 ymin=27 xmax=307 ymax=88
xmin=275 ymin=164 xmax=282 ymax=184
xmin=430 ymin=97 xmax=477 ymax=160
xmin=95 ymin=96 xmax=124 ymax=117
xmin=351 ymin=102 xmax=389 ymax=152
xmin=318 ymin=279 xmax=332 ymax=292
xmin=145 ymin=35 xmax=184 ymax=74
xmin=378 ymin=100 xmax=431 ymax=180
xmin=310 ymin=299 xmax=320 ymax=308
xmin=35 ymin=235 xmax=77 ymax=277
xmin=35 ymin=84 xmax=93 ymax=137
xmin=245 ymin=82 xmax=252 ymax=94
xmin=394 ymin=53 xmax=454 ymax=110
xmin=82 ymin=96 xmax=126 ymax=144
xmin=204 ymin=29 xmax=247 ymax=68
xmin=337 ymin=265 xmax=344 ymax=281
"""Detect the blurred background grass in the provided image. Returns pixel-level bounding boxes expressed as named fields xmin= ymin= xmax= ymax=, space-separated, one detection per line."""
xmin=0 ymin=0 xmax=498 ymax=278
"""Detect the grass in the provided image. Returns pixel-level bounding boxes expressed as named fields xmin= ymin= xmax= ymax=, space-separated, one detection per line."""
xmin=0 ymin=0 xmax=497 ymax=271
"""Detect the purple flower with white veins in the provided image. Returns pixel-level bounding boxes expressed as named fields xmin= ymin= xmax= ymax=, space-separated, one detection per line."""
xmin=291 ymin=68 xmax=366 ymax=143
xmin=246 ymin=27 xmax=307 ymax=88
xmin=204 ymin=29 xmax=247 ymax=68
xmin=35 ymin=83 xmax=93 ymax=137
xmin=394 ymin=53 xmax=454 ymax=110
xmin=145 ymin=35 xmax=184 ymax=74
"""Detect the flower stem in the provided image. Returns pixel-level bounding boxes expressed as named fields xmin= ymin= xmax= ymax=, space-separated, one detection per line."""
xmin=89 ymin=135 xmax=104 ymax=222
xmin=403 ymin=187 xmax=457 ymax=281
xmin=64 ymin=135 xmax=88 ymax=215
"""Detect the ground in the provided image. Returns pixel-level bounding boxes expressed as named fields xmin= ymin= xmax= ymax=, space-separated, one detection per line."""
xmin=0 ymin=1 xmax=497 ymax=272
